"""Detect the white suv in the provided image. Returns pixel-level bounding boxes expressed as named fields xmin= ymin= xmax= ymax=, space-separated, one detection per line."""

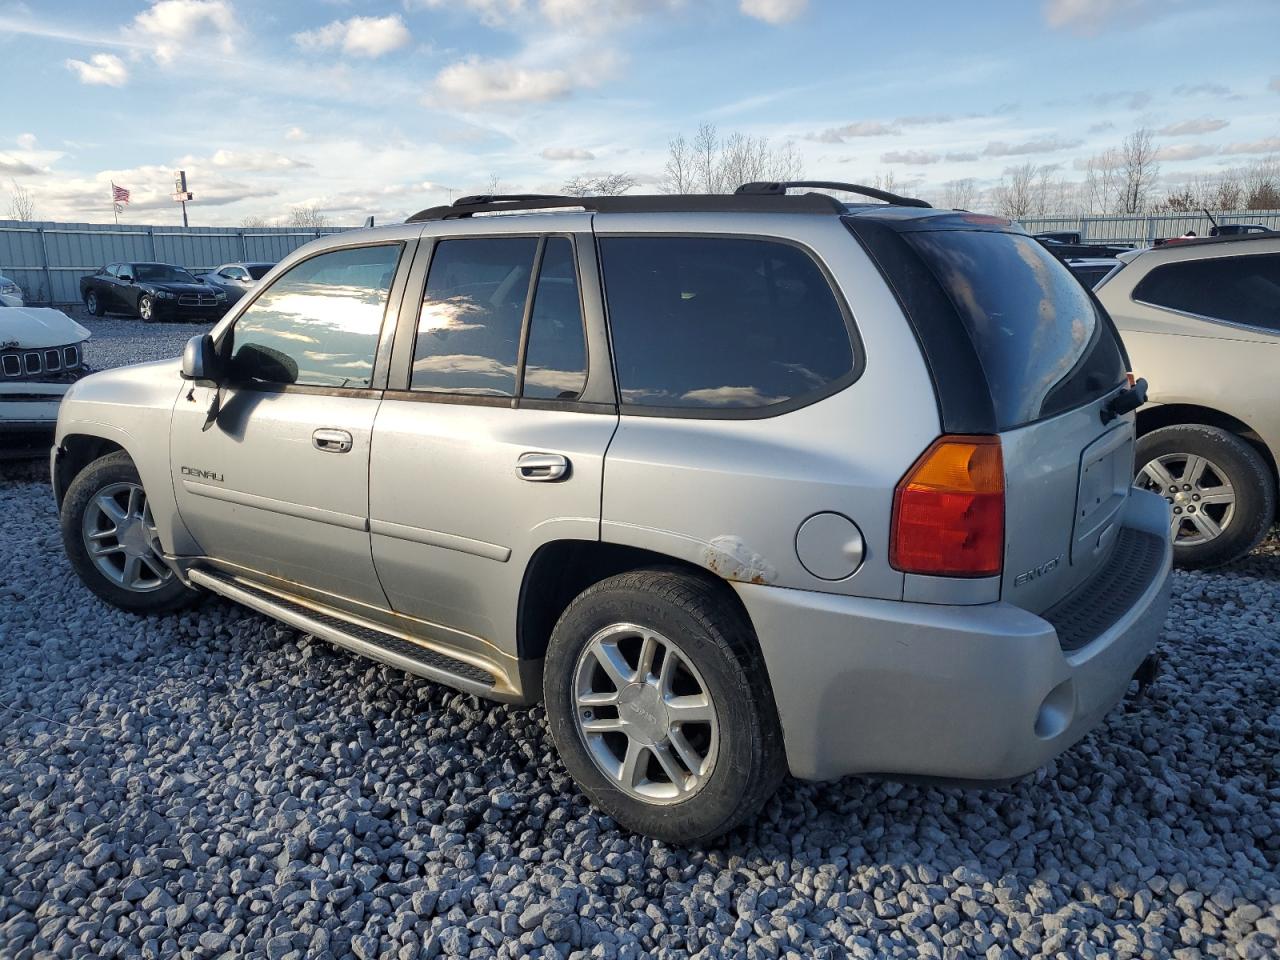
xmin=52 ymin=184 xmax=1171 ymax=842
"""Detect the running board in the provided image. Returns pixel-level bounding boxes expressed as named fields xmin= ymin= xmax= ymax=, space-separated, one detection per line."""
xmin=189 ymin=567 xmax=506 ymax=698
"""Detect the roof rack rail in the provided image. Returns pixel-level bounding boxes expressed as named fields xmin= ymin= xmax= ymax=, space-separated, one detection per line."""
xmin=736 ymin=180 xmax=932 ymax=209
xmin=405 ymin=190 xmax=847 ymax=222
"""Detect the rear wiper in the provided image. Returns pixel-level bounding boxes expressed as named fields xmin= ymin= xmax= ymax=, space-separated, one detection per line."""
xmin=1100 ymin=377 xmax=1147 ymax=424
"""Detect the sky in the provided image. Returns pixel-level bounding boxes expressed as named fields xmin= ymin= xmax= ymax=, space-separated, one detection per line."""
xmin=0 ymin=0 xmax=1278 ymax=226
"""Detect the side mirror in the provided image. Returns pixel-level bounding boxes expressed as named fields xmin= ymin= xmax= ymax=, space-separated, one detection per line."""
xmin=119 ymin=273 xmax=133 ymax=283
xmin=181 ymin=333 xmax=222 ymax=382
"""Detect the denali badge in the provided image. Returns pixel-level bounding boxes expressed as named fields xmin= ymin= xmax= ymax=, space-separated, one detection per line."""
xmin=180 ymin=466 xmax=224 ymax=483
xmin=1014 ymin=554 xmax=1062 ymax=587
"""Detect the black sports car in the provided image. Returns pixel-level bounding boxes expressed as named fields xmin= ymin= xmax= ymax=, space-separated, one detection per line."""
xmin=80 ymin=262 xmax=227 ymax=322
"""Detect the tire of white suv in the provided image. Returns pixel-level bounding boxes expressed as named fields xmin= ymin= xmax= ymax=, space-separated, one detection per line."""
xmin=1135 ymin=424 xmax=1276 ymax=568
xmin=61 ymin=452 xmax=200 ymax=613
xmin=543 ymin=567 xmax=786 ymax=844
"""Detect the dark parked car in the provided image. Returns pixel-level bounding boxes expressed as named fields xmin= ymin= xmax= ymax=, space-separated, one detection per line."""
xmin=80 ymin=262 xmax=226 ymax=322
xmin=1064 ymin=256 xmax=1123 ymax=288
xmin=197 ymin=261 xmax=276 ymax=306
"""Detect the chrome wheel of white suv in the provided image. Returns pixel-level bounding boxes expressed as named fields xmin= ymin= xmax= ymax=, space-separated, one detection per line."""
xmin=573 ymin=622 xmax=719 ymax=803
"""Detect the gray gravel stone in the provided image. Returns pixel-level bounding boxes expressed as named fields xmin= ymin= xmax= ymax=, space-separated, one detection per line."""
xmin=1 ymin=391 xmax=1278 ymax=959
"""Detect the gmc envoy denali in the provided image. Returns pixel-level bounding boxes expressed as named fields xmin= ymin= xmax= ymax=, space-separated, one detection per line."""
xmin=51 ymin=182 xmax=1172 ymax=843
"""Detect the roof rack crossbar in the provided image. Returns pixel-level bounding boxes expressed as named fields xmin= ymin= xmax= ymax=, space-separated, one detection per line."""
xmin=736 ymin=180 xmax=932 ymax=209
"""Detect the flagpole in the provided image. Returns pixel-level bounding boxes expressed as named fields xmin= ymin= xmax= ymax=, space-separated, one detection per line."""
xmin=111 ymin=183 xmax=118 ymax=225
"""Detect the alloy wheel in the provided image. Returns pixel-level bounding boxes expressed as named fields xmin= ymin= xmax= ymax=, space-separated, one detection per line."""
xmin=572 ymin=623 xmax=719 ymax=803
xmin=80 ymin=481 xmax=173 ymax=592
xmin=1137 ymin=453 xmax=1236 ymax=545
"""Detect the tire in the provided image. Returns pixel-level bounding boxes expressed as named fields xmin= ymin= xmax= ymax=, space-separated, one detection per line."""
xmin=84 ymin=289 xmax=104 ymax=317
xmin=137 ymin=294 xmax=156 ymax=323
xmin=60 ymin=451 xmax=200 ymax=613
xmin=1135 ymin=424 xmax=1276 ymax=568
xmin=543 ymin=567 xmax=786 ymax=844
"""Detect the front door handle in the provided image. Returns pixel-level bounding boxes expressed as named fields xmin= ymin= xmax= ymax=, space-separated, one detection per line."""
xmin=517 ymin=452 xmax=570 ymax=482
xmin=313 ymin=428 xmax=353 ymax=454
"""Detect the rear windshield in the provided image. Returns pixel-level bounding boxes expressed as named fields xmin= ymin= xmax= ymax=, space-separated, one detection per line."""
xmin=905 ymin=230 xmax=1126 ymax=429
xmin=248 ymin=264 xmax=273 ymax=280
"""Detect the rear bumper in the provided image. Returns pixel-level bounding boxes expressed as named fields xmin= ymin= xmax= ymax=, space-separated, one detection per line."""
xmin=738 ymin=490 xmax=1172 ymax=782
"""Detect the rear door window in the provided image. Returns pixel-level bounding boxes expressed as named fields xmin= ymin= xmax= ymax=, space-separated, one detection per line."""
xmin=598 ymin=236 xmax=855 ymax=412
xmin=1133 ymin=253 xmax=1280 ymax=330
xmin=522 ymin=237 xmax=587 ymax=400
xmin=905 ymin=229 xmax=1126 ymax=429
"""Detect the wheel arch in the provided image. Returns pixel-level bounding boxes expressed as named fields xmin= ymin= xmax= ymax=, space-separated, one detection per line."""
xmin=53 ymin=433 xmax=127 ymax=507
xmin=516 ymin=539 xmax=763 ymax=681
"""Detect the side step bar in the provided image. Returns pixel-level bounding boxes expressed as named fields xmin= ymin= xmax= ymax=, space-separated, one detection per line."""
xmin=189 ymin=567 xmax=504 ymax=698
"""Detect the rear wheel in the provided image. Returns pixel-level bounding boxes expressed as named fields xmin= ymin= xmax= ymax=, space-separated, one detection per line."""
xmin=1135 ymin=424 xmax=1275 ymax=568
xmin=137 ymin=294 xmax=156 ymax=323
xmin=84 ymin=289 xmax=104 ymax=317
xmin=61 ymin=452 xmax=200 ymax=613
xmin=543 ymin=567 xmax=786 ymax=844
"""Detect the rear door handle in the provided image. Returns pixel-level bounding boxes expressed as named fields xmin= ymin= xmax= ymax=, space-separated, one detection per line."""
xmin=517 ymin=452 xmax=570 ymax=482
xmin=312 ymin=428 xmax=353 ymax=454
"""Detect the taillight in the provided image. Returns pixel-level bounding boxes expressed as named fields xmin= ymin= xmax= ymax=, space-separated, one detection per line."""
xmin=890 ymin=435 xmax=1004 ymax=578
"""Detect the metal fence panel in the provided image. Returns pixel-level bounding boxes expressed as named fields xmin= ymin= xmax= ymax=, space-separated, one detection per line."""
xmin=0 ymin=220 xmax=352 ymax=305
xmin=1017 ymin=209 xmax=1280 ymax=246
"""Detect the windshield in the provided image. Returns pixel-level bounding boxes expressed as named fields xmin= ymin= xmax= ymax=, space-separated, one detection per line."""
xmin=133 ymin=264 xmax=197 ymax=283
xmin=905 ymin=229 xmax=1126 ymax=429
xmin=248 ymin=264 xmax=273 ymax=280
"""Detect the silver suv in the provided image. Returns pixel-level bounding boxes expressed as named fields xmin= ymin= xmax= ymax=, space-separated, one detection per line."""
xmin=52 ymin=183 xmax=1172 ymax=843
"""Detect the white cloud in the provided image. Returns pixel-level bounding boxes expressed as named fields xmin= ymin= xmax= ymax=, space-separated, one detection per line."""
xmin=65 ymin=53 xmax=129 ymax=87
xmin=434 ymin=57 xmax=574 ymax=105
xmin=294 ymin=15 xmax=412 ymax=58
xmin=1221 ymin=137 xmax=1280 ymax=155
xmin=541 ymin=147 xmax=596 ymax=160
xmin=132 ymin=1 xmax=236 ymax=63
xmin=405 ymin=0 xmax=525 ymax=27
xmin=207 ymin=149 xmax=311 ymax=172
xmin=285 ymin=126 xmax=307 ymax=142
xmin=17 ymin=133 xmax=37 ymax=150
xmin=808 ymin=120 xmax=897 ymax=143
xmin=1157 ymin=117 xmax=1228 ymax=136
xmin=1042 ymin=0 xmax=1152 ymax=33
xmin=1154 ymin=143 xmax=1217 ymax=162
xmin=881 ymin=150 xmax=941 ymax=165
xmin=0 ymin=154 xmax=44 ymax=176
xmin=409 ymin=0 xmax=679 ymax=31
xmin=740 ymin=0 xmax=807 ymax=24
xmin=983 ymin=136 xmax=1082 ymax=156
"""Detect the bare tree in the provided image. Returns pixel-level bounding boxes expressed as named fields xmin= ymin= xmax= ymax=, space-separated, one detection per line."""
xmin=1082 ymin=148 xmax=1122 ymax=215
xmin=941 ymin=178 xmax=976 ymax=209
xmin=1118 ymin=127 xmax=1159 ymax=214
xmin=7 ymin=180 xmax=36 ymax=221
xmin=993 ymin=162 xmax=1038 ymax=219
xmin=485 ymin=173 xmax=502 ymax=195
xmin=241 ymin=214 xmax=271 ymax=228
xmin=1242 ymin=156 xmax=1280 ymax=210
xmin=665 ymin=122 xmax=803 ymax=194
xmin=287 ymin=205 xmax=329 ymax=228
xmin=561 ymin=172 xmax=637 ymax=197
xmin=663 ymin=134 xmax=695 ymax=194
xmin=1212 ymin=170 xmax=1243 ymax=211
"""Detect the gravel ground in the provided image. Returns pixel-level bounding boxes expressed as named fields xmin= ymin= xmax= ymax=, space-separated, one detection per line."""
xmin=1 ymin=321 xmax=1278 ymax=957
xmin=75 ymin=314 xmax=213 ymax=372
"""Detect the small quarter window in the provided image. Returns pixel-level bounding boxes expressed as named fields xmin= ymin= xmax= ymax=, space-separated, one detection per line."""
xmin=522 ymin=237 xmax=587 ymax=400
xmin=1133 ymin=253 xmax=1280 ymax=330
xmin=228 ymin=243 xmax=401 ymax=388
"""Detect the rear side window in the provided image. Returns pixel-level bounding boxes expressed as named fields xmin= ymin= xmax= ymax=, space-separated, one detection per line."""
xmin=1133 ymin=253 xmax=1280 ymax=330
xmin=905 ymin=230 xmax=1126 ymax=429
xmin=599 ymin=236 xmax=855 ymax=411
xmin=412 ymin=236 xmax=588 ymax=399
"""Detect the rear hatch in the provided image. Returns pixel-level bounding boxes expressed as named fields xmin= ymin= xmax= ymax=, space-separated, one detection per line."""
xmin=850 ymin=214 xmax=1132 ymax=613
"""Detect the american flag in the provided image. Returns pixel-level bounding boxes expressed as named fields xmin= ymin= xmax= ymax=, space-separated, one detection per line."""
xmin=111 ymin=182 xmax=130 ymax=204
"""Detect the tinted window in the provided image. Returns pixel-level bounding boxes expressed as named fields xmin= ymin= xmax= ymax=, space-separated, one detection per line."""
xmin=599 ymin=237 xmax=854 ymax=410
xmin=1068 ymin=264 xmax=1116 ymax=289
xmin=1133 ymin=254 xmax=1280 ymax=330
xmin=105 ymin=264 xmax=120 ymax=277
xmin=522 ymin=238 xmax=587 ymax=400
xmin=134 ymin=264 xmax=197 ymax=283
xmin=228 ymin=244 xmax=401 ymax=388
xmin=906 ymin=230 xmax=1126 ymax=428
xmin=248 ymin=264 xmax=273 ymax=280
xmin=412 ymin=237 xmax=537 ymax=396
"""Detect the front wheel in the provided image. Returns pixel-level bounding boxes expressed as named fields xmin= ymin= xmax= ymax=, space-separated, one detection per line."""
xmin=543 ymin=567 xmax=786 ymax=844
xmin=84 ymin=290 xmax=105 ymax=317
xmin=137 ymin=294 xmax=156 ymax=323
xmin=1135 ymin=424 xmax=1275 ymax=568
xmin=60 ymin=452 xmax=200 ymax=613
